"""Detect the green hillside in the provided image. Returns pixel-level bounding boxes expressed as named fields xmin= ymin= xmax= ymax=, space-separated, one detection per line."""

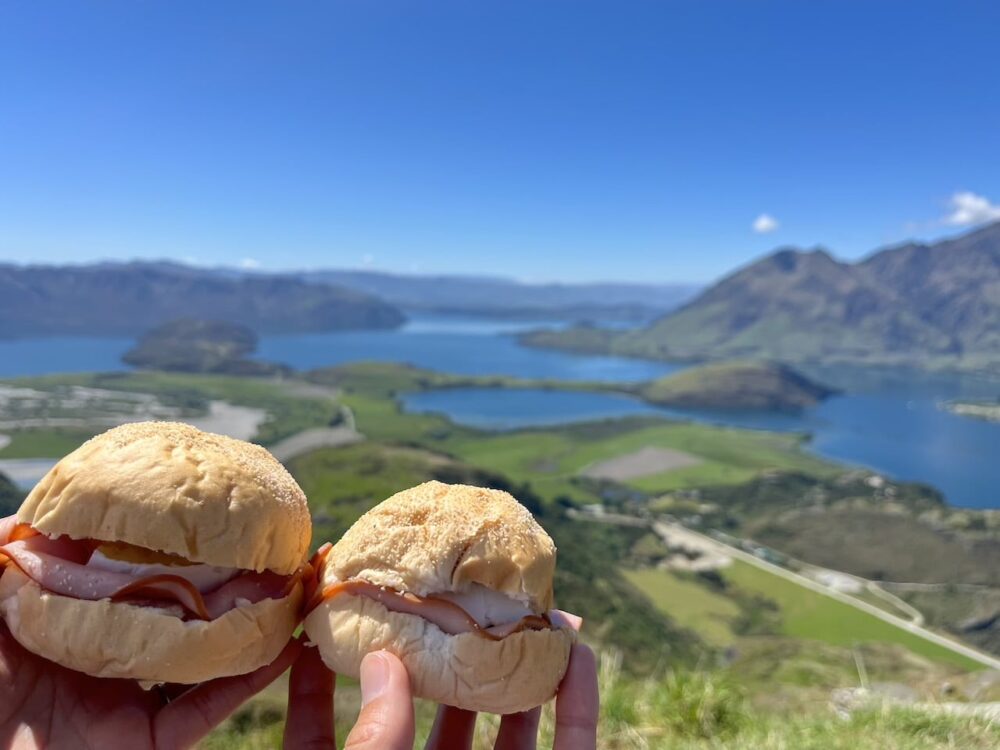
xmin=636 ymin=360 xmax=835 ymax=411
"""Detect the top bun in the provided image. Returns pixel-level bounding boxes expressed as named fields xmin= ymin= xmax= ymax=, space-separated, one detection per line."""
xmin=17 ymin=422 xmax=311 ymax=574
xmin=324 ymin=481 xmax=556 ymax=612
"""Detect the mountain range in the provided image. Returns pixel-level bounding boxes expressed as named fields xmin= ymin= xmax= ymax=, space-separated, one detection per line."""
xmin=0 ymin=262 xmax=405 ymax=338
xmin=306 ymin=270 xmax=699 ymax=322
xmin=523 ymin=222 xmax=1000 ymax=370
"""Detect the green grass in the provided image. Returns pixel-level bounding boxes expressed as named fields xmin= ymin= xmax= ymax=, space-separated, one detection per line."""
xmin=319 ymin=362 xmax=835 ymax=500
xmin=287 ymin=441 xmax=516 ymax=546
xmin=461 ymin=422 xmax=833 ymax=496
xmin=202 ymin=652 xmax=1000 ymax=750
xmin=622 ymin=568 xmax=740 ymax=646
xmin=0 ymin=428 xmax=98 ymax=458
xmin=723 ymin=561 xmax=983 ymax=671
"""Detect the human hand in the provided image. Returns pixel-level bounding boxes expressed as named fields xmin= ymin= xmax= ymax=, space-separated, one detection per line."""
xmin=283 ymin=637 xmax=599 ymax=750
xmin=0 ymin=515 xmax=303 ymax=750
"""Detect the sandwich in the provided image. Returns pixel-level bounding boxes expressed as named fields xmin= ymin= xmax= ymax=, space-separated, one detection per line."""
xmin=303 ymin=480 xmax=577 ymax=714
xmin=0 ymin=421 xmax=311 ymax=684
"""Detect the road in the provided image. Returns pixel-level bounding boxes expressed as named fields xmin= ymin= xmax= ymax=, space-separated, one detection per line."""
xmin=648 ymin=520 xmax=1000 ymax=671
xmin=267 ymin=423 xmax=363 ymax=464
xmin=864 ymin=581 xmax=924 ymax=626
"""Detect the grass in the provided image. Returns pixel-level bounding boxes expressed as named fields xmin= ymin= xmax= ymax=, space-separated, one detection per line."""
xmin=202 ymin=651 xmax=1000 ymax=750
xmin=622 ymin=568 xmax=740 ymax=646
xmin=0 ymin=427 xmax=98 ymax=458
xmin=437 ymin=420 xmax=835 ymax=499
xmin=287 ymin=441 xmax=516 ymax=546
xmin=723 ymin=561 xmax=983 ymax=671
xmin=318 ymin=362 xmax=835 ymax=499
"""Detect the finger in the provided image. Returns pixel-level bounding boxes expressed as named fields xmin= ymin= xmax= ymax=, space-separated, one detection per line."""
xmin=549 ymin=610 xmax=583 ymax=631
xmin=425 ymin=705 xmax=476 ymax=750
xmin=284 ymin=637 xmax=336 ymax=750
xmin=494 ymin=707 xmax=541 ymax=750
xmin=553 ymin=644 xmax=599 ymax=750
xmin=154 ymin=637 xmax=302 ymax=750
xmin=344 ymin=651 xmax=414 ymax=750
xmin=0 ymin=516 xmax=16 ymax=545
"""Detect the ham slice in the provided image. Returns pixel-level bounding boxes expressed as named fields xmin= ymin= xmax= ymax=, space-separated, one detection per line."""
xmin=312 ymin=579 xmax=582 ymax=640
xmin=112 ymin=575 xmax=212 ymax=620
xmin=1 ymin=525 xmax=297 ymax=621
xmin=202 ymin=569 xmax=300 ymax=620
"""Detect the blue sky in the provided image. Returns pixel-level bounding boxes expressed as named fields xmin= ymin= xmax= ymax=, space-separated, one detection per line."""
xmin=1 ymin=1 xmax=998 ymax=283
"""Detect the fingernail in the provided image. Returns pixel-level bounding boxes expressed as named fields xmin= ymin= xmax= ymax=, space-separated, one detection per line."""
xmin=360 ymin=651 xmax=390 ymax=707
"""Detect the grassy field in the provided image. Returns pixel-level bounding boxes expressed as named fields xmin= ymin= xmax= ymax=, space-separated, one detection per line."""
xmin=621 ymin=560 xmax=984 ymax=673
xmin=287 ymin=441 xmax=529 ymax=545
xmin=312 ymin=361 xmax=836 ymax=498
xmin=723 ymin=561 xmax=982 ymax=671
xmin=622 ymin=568 xmax=740 ymax=646
xmin=0 ymin=427 xmax=98 ymax=458
xmin=201 ymin=651 xmax=1000 ymax=750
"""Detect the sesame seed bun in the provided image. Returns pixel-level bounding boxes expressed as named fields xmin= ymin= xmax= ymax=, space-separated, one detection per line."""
xmin=305 ymin=481 xmax=575 ymax=713
xmin=17 ymin=422 xmax=311 ymax=574
xmin=322 ymin=481 xmax=556 ymax=610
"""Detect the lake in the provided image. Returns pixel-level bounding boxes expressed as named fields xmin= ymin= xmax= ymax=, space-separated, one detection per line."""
xmin=0 ymin=315 xmax=998 ymax=508
xmin=0 ymin=316 xmax=679 ymax=382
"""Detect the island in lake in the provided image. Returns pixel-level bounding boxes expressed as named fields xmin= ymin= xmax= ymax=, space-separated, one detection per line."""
xmin=943 ymin=399 xmax=1000 ymax=423
xmin=123 ymin=319 xmax=290 ymax=376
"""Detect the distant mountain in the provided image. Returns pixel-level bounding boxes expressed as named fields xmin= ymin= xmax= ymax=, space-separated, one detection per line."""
xmin=307 ymin=270 xmax=700 ymax=322
xmin=0 ymin=262 xmax=405 ymax=338
xmin=524 ymin=222 xmax=1000 ymax=370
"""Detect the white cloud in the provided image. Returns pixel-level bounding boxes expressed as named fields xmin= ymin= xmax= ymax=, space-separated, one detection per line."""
xmin=238 ymin=257 xmax=261 ymax=270
xmin=944 ymin=191 xmax=1000 ymax=226
xmin=752 ymin=213 xmax=779 ymax=234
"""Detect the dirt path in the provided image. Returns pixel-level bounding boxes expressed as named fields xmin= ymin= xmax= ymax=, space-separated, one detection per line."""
xmin=185 ymin=401 xmax=267 ymax=441
xmin=580 ymin=446 xmax=702 ymax=481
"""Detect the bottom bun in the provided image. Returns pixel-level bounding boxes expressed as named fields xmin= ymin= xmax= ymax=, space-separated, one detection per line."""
xmin=0 ymin=569 xmax=302 ymax=684
xmin=304 ymin=591 xmax=575 ymax=714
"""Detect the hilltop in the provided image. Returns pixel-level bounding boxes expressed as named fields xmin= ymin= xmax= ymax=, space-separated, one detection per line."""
xmin=523 ymin=222 xmax=1000 ymax=370
xmin=122 ymin=319 xmax=290 ymax=376
xmin=635 ymin=361 xmax=836 ymax=411
xmin=0 ymin=262 xmax=405 ymax=337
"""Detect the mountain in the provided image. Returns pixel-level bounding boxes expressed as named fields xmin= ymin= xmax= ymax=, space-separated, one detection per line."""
xmin=307 ymin=270 xmax=699 ymax=322
xmin=0 ymin=262 xmax=405 ymax=338
xmin=524 ymin=222 xmax=1000 ymax=370
xmin=635 ymin=361 xmax=837 ymax=412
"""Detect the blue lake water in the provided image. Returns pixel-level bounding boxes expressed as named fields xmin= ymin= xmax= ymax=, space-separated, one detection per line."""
xmin=0 ymin=336 xmax=134 ymax=377
xmin=0 ymin=315 xmax=998 ymax=508
xmin=0 ymin=316 xmax=677 ymax=382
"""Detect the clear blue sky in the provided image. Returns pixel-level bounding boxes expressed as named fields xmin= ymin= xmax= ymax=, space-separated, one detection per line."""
xmin=2 ymin=1 xmax=999 ymax=283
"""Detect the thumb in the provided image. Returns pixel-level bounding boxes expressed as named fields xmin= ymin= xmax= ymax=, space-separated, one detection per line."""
xmin=344 ymin=651 xmax=415 ymax=750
